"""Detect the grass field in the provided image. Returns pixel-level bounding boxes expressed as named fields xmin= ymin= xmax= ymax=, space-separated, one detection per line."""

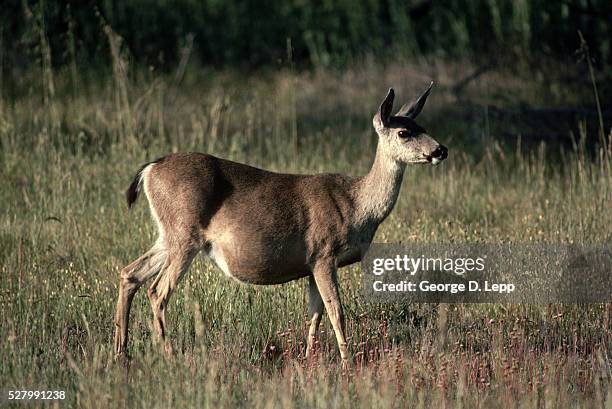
xmin=0 ymin=59 xmax=611 ymax=408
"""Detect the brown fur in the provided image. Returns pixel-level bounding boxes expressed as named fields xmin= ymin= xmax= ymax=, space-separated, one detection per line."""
xmin=147 ymin=152 xmax=360 ymax=284
xmin=114 ymin=85 xmax=448 ymax=362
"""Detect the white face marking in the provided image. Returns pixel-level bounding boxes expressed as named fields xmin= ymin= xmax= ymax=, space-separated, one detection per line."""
xmin=431 ymin=157 xmax=441 ymax=165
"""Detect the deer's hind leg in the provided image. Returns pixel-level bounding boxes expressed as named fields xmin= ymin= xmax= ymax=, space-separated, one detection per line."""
xmin=114 ymin=241 xmax=167 ymax=357
xmin=147 ymin=243 xmax=198 ymax=355
xmin=306 ymin=275 xmax=324 ymax=359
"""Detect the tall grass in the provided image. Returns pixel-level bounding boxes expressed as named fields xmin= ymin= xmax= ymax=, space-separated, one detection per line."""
xmin=0 ymin=38 xmax=611 ymax=408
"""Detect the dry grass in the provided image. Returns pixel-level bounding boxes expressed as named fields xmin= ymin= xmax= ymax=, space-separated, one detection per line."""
xmin=0 ymin=53 xmax=611 ymax=408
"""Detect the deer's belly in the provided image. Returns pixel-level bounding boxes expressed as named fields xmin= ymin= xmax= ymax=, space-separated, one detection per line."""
xmin=205 ymin=240 xmax=310 ymax=285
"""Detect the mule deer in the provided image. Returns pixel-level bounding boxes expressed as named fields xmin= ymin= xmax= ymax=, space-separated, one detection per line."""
xmin=114 ymin=83 xmax=448 ymax=363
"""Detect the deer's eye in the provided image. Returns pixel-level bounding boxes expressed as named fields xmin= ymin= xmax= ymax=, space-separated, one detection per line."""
xmin=398 ymin=130 xmax=410 ymax=139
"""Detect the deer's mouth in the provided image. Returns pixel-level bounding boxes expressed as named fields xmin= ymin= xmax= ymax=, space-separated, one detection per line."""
xmin=424 ymin=155 xmax=444 ymax=165
xmin=414 ymin=156 xmax=432 ymax=164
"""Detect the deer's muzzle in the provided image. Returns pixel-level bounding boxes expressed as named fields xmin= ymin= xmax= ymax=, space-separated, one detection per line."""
xmin=427 ymin=144 xmax=448 ymax=164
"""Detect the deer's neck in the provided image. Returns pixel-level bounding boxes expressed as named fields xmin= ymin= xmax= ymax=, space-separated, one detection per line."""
xmin=355 ymin=144 xmax=406 ymax=225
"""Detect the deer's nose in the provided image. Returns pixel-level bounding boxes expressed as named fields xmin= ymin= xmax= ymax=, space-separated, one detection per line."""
xmin=431 ymin=145 xmax=448 ymax=160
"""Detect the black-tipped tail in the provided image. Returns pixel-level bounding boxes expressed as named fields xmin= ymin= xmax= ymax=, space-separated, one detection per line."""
xmin=126 ymin=159 xmax=159 ymax=210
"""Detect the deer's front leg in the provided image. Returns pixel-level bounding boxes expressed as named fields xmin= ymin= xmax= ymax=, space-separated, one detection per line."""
xmin=306 ymin=275 xmax=324 ymax=358
xmin=312 ymin=259 xmax=349 ymax=363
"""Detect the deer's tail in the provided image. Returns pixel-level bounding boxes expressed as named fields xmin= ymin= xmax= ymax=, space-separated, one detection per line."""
xmin=126 ymin=159 xmax=161 ymax=210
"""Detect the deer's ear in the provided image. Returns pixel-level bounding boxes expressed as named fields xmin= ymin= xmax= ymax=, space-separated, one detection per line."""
xmin=396 ymin=81 xmax=433 ymax=119
xmin=373 ymin=88 xmax=395 ymax=131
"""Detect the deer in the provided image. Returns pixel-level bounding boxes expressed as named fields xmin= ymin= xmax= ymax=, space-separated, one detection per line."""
xmin=113 ymin=83 xmax=448 ymax=364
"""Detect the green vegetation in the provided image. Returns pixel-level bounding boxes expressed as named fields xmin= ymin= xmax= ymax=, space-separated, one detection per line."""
xmin=1 ymin=0 xmax=611 ymax=73
xmin=1 ymin=1 xmax=611 ymax=408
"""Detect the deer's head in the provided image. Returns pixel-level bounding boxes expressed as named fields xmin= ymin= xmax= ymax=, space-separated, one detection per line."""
xmin=373 ymin=83 xmax=447 ymax=165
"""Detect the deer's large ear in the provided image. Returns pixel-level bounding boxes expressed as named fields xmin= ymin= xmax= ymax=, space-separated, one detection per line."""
xmin=395 ymin=81 xmax=433 ymax=119
xmin=373 ymin=88 xmax=394 ymax=131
